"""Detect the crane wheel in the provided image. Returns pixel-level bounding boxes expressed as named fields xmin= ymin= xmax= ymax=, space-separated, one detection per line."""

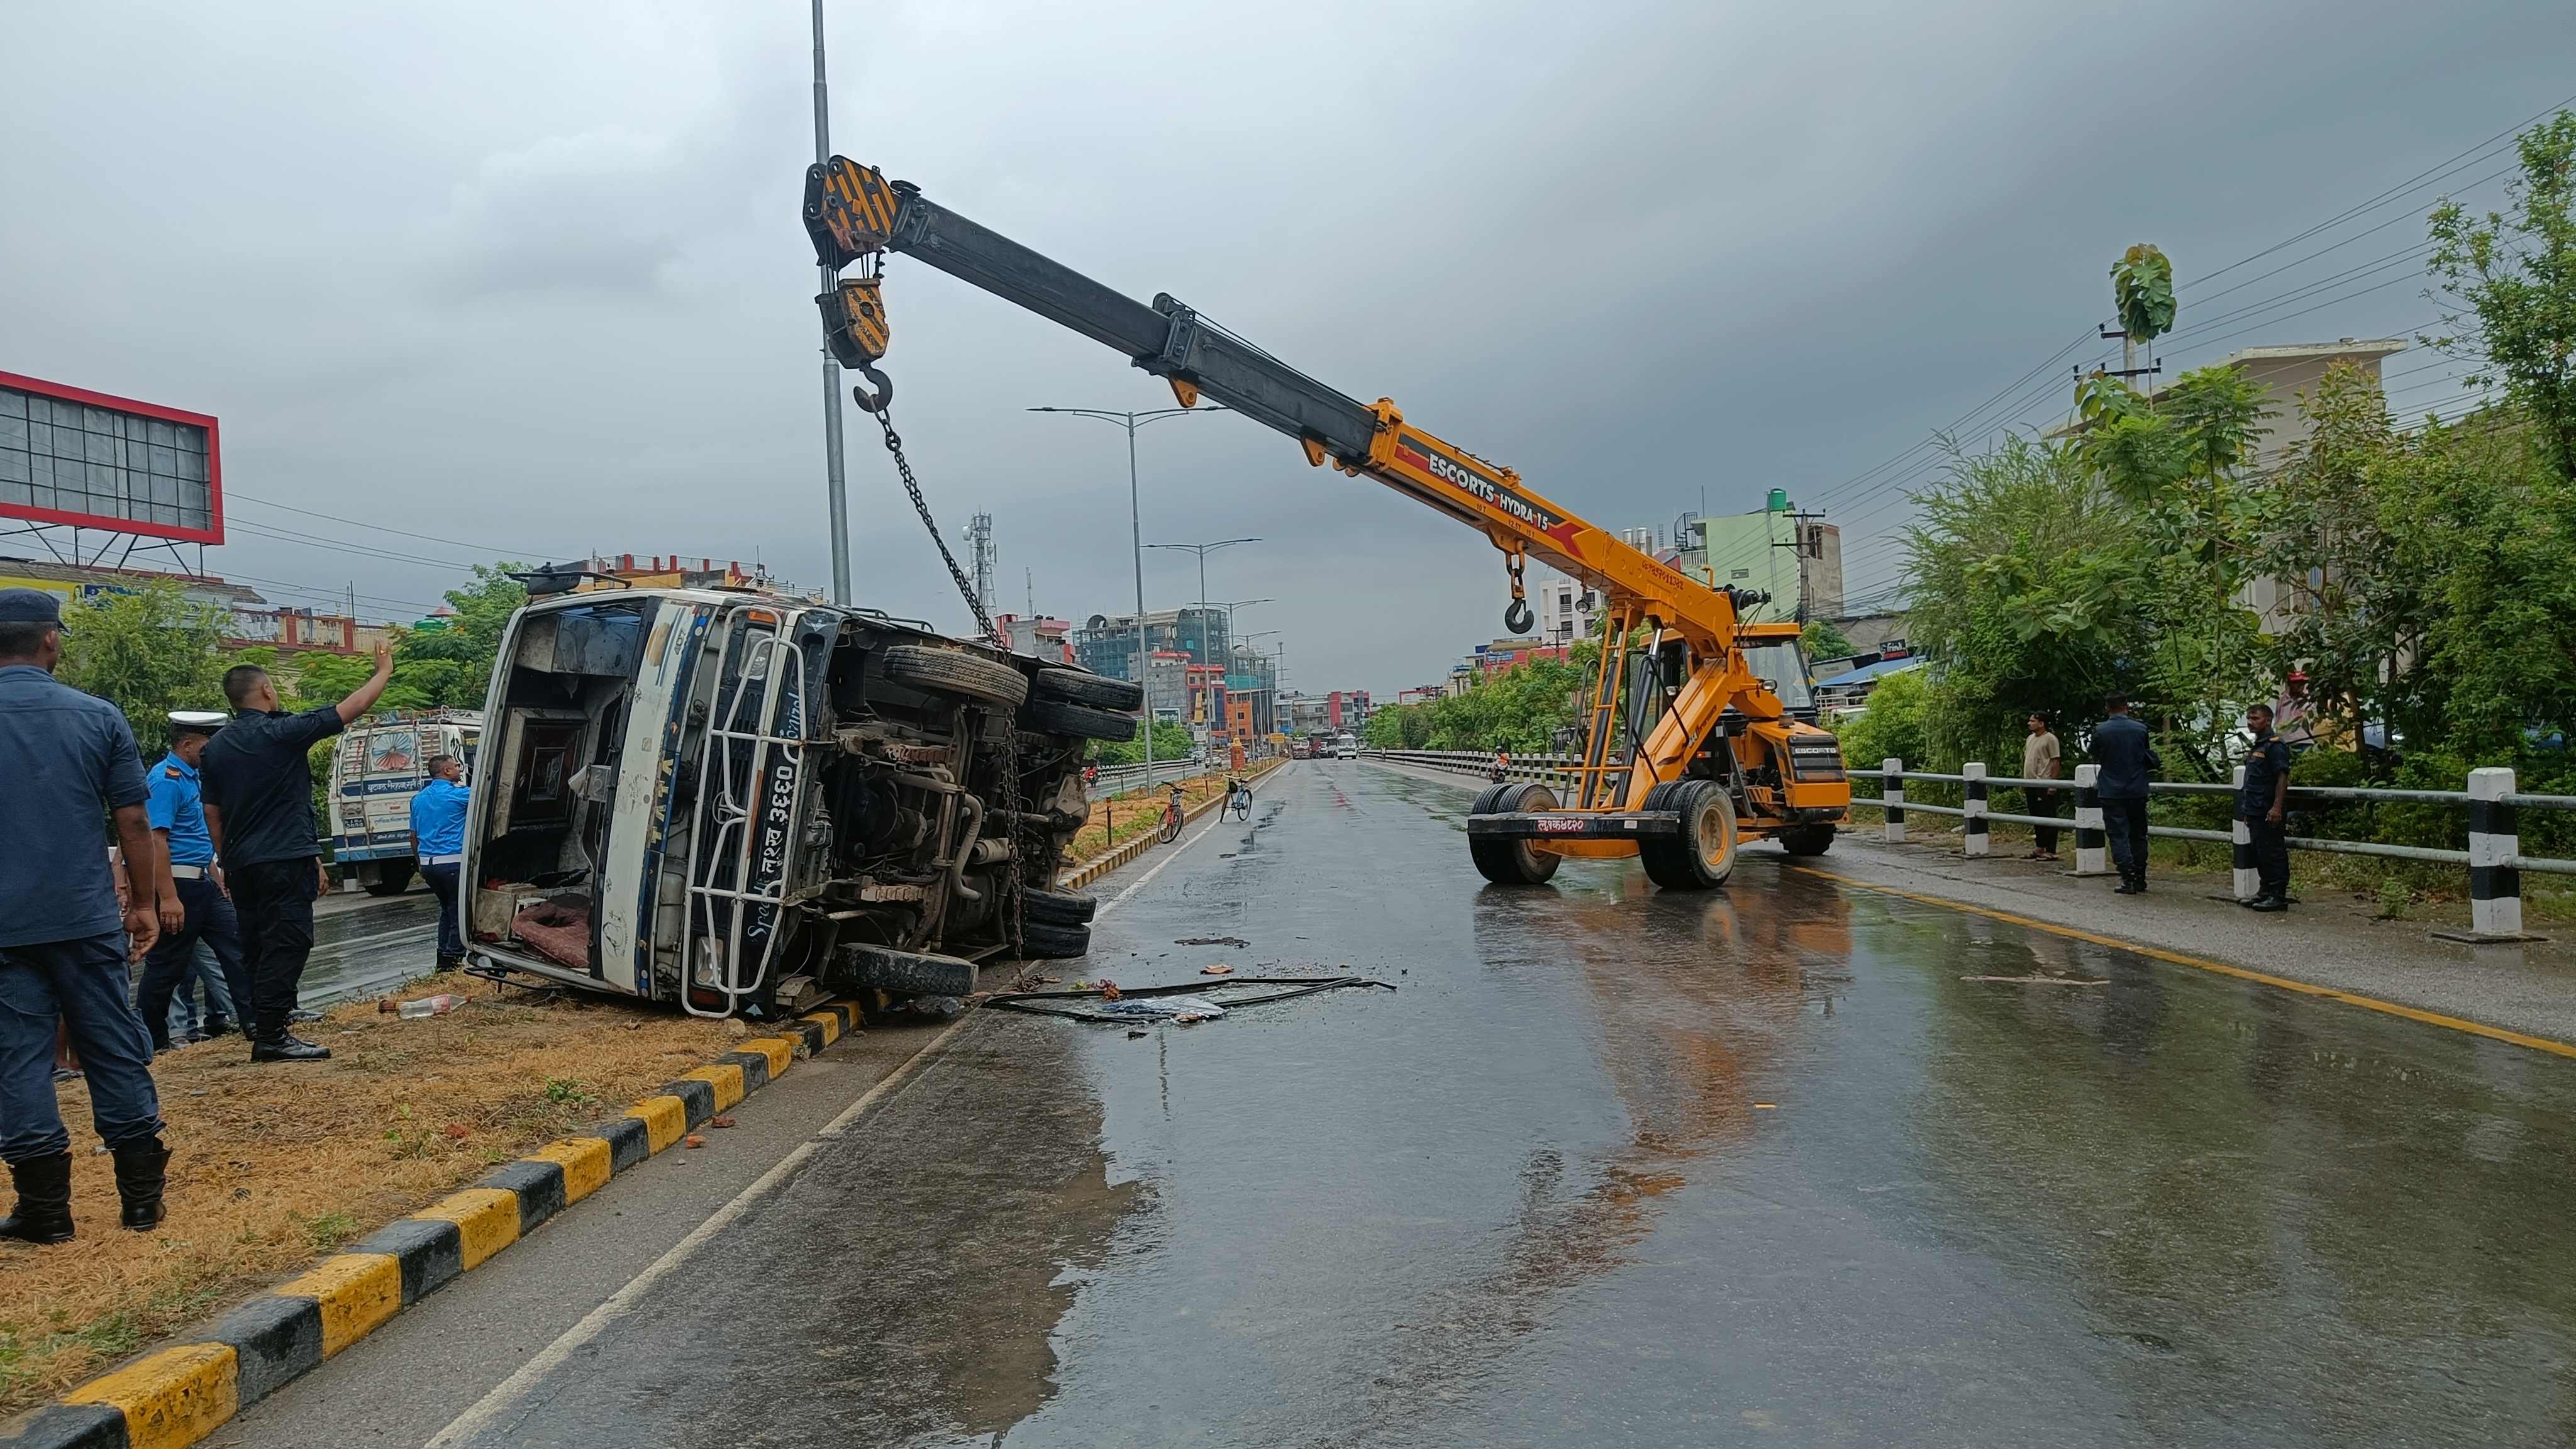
xmin=1468 ymin=781 xmax=1562 ymax=886
xmin=1639 ymin=779 xmax=1736 ymax=890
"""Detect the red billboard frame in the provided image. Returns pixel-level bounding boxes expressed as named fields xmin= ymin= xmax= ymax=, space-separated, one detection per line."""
xmin=0 ymin=369 xmax=224 ymax=545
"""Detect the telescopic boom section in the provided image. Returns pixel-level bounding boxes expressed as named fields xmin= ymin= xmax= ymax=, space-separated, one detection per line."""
xmin=805 ymin=160 xmax=1764 ymax=670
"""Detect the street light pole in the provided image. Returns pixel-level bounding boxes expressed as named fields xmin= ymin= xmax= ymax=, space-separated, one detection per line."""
xmin=1028 ymin=404 xmax=1228 ymax=777
xmin=1144 ymin=538 xmax=1259 ymax=662
xmin=810 ymin=0 xmax=852 ymax=604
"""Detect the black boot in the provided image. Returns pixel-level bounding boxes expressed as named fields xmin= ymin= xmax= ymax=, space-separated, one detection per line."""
xmin=0 ymin=1152 xmax=75 ymax=1245
xmin=111 ymin=1138 xmax=171 ymax=1232
xmin=251 ymin=1035 xmax=331 ymax=1062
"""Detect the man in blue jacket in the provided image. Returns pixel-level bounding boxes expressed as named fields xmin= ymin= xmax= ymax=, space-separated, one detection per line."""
xmin=409 ymin=753 xmax=471 ymax=969
xmin=2091 ymin=694 xmax=2161 ymax=894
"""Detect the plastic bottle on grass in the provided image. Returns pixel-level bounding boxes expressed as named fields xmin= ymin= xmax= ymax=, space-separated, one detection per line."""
xmin=396 ymin=994 xmax=465 ymax=1019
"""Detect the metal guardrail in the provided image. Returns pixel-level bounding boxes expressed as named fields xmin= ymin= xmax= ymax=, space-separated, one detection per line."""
xmin=1855 ymin=757 xmax=2570 ymax=940
xmin=1365 ymin=747 xmax=2564 ymax=941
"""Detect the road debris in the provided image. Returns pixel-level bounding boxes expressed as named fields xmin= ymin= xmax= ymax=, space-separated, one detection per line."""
xmin=1958 ymin=975 xmax=2108 ymax=986
xmin=985 ymin=975 xmax=1396 ymax=1024
xmin=1199 ymin=963 xmax=1235 ymax=976
xmin=683 ymin=1134 xmax=708 ymax=1149
xmin=709 ymin=1115 xmax=736 ymax=1129
xmin=1177 ymin=936 xmax=1251 ymax=948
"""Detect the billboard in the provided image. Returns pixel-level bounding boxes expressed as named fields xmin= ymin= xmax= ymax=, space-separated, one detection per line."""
xmin=0 ymin=370 xmax=222 ymax=543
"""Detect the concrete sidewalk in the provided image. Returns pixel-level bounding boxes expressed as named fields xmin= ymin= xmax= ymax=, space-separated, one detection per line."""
xmin=1807 ymin=833 xmax=2576 ymax=1048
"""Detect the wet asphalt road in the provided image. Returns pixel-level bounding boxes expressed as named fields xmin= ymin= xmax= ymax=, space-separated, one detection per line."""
xmin=422 ymin=760 xmax=2576 ymax=1448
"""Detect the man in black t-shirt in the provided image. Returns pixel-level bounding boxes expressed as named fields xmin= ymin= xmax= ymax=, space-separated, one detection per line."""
xmin=201 ymin=644 xmax=393 ymax=1061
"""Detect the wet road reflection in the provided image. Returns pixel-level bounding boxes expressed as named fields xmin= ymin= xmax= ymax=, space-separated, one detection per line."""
xmin=1002 ymin=762 xmax=2576 ymax=1446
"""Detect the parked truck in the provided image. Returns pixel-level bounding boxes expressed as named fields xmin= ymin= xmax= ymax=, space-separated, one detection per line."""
xmin=327 ymin=711 xmax=482 ymax=896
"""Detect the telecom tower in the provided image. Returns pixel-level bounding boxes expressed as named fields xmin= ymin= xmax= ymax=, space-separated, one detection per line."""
xmin=963 ymin=512 xmax=996 ymax=626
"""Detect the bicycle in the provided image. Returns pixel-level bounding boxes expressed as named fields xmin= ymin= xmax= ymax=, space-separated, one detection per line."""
xmin=1158 ymin=785 xmax=1187 ymax=843
xmin=1224 ymin=779 xmax=1253 ymax=822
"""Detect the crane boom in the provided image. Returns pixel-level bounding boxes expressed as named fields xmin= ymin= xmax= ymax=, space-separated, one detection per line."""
xmin=804 ymin=157 xmax=1850 ymax=889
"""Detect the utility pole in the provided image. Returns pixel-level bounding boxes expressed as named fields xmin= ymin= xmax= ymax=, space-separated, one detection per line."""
xmin=1770 ymin=505 xmax=1829 ymax=624
xmin=811 ymin=0 xmax=852 ymax=604
xmin=1144 ymin=537 xmax=1260 ymax=663
xmin=963 ymin=512 xmax=996 ymax=633
xmin=1029 ymin=404 xmax=1231 ymax=776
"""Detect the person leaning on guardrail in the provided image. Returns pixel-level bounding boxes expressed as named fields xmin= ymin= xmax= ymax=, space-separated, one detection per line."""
xmin=0 ymin=587 xmax=170 ymax=1244
xmin=2240 ymin=703 xmax=2294 ymax=913
xmin=2091 ymin=694 xmax=2160 ymax=895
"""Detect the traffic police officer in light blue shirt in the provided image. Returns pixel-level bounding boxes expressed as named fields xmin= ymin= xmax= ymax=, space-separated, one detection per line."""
xmin=409 ymin=754 xmax=472 ymax=969
xmin=135 ymin=711 xmax=255 ymax=1052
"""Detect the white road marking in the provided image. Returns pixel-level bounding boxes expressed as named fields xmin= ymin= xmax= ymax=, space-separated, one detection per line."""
xmin=1099 ymin=810 xmax=1234 ymax=920
xmin=419 ymin=1011 xmax=980 ymax=1448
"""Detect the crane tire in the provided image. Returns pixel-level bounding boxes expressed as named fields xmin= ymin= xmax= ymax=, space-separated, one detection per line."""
xmin=1020 ymin=919 xmax=1093 ymax=960
xmin=1640 ymin=778 xmax=1736 ymax=891
xmin=1023 ymin=887 xmax=1098 ymax=925
xmin=1468 ymin=781 xmax=1562 ymax=886
xmin=881 ymin=645 xmax=1030 ymax=709
xmin=1022 ymin=697 xmax=1141 ymax=742
xmin=1778 ymin=824 xmax=1836 ymax=857
xmin=1033 ymin=667 xmax=1145 ymax=712
xmin=1470 ymin=782 xmax=1515 ymax=815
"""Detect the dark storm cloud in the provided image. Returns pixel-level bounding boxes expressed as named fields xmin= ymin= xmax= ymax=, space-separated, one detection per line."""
xmin=3 ymin=1 xmax=2571 ymax=691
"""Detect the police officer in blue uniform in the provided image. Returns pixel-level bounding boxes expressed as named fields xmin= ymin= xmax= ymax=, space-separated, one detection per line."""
xmin=203 ymin=644 xmax=393 ymax=1062
xmin=2090 ymin=694 xmax=2162 ymax=894
xmin=2240 ymin=702 xmax=2296 ymax=912
xmin=135 ymin=711 xmax=255 ymax=1052
xmin=409 ymin=753 xmax=472 ymax=969
xmin=0 ymin=587 xmax=170 ymax=1242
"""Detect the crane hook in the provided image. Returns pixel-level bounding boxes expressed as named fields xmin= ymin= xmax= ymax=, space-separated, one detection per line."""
xmin=1504 ymin=596 xmax=1535 ymax=635
xmin=850 ymin=364 xmax=893 ymax=415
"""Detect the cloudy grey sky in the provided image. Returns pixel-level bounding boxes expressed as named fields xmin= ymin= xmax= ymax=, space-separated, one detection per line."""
xmin=5 ymin=1 xmax=2571 ymax=693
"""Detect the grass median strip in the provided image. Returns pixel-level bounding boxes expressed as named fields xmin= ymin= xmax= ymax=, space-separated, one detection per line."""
xmin=1 ymin=981 xmax=868 ymax=1440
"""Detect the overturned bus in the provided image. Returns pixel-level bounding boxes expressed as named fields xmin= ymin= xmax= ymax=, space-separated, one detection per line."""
xmin=458 ymin=575 xmax=1140 ymax=1016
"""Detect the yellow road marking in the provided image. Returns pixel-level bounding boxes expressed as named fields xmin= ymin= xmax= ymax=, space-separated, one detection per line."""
xmin=529 ymin=1137 xmax=614 ymax=1203
xmin=275 ymin=1254 xmax=402 ymax=1356
xmin=1801 ymin=865 xmax=2576 ymax=1060
xmin=416 ymin=1188 xmax=521 ymax=1270
xmin=683 ymin=1062 xmax=746 ymax=1111
xmin=626 ymin=1094 xmax=687 ymax=1153
xmin=737 ymin=1036 xmax=798 ymax=1077
xmin=64 ymin=1341 xmax=237 ymax=1449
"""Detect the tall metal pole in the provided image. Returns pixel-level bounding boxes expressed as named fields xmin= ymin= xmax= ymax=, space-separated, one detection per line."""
xmin=1128 ymin=416 xmax=1151 ymax=774
xmin=811 ymin=0 xmax=852 ymax=604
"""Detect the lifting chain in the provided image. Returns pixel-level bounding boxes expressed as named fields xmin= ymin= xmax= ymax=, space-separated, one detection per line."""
xmin=866 ymin=395 xmax=994 ymax=640
xmin=863 ymin=384 xmax=1023 ymax=953
xmin=1502 ymin=548 xmax=1535 ymax=635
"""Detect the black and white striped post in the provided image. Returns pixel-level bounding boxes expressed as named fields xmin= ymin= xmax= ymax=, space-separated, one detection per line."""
xmin=2229 ymin=765 xmax=2259 ymax=902
xmin=2072 ymin=763 xmax=2109 ymax=876
xmin=2468 ymin=766 xmax=2524 ymax=939
xmin=1962 ymin=761 xmax=1989 ymax=857
xmin=1882 ymin=758 xmax=1906 ymax=843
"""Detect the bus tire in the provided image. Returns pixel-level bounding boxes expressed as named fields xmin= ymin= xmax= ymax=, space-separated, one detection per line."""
xmin=1032 ymin=667 xmax=1145 ymax=712
xmin=882 ymin=644 xmax=1030 ymax=709
xmin=364 ymin=862 xmax=414 ymax=897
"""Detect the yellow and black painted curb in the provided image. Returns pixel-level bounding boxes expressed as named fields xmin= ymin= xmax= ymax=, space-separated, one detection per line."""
xmin=0 ymin=1001 xmax=869 ymax=1449
xmin=1061 ymin=756 xmax=1286 ymax=893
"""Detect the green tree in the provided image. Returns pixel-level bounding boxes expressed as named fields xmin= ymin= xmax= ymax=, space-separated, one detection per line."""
xmin=2111 ymin=243 xmax=2177 ymax=349
xmin=55 ymin=582 xmax=229 ymax=757
xmin=1800 ymin=618 xmax=1853 ymax=660
xmin=2428 ymin=110 xmax=2576 ymax=480
xmin=1091 ymin=718 xmax=1196 ymax=768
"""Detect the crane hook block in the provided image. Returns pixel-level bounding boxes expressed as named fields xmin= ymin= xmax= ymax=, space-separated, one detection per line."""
xmin=818 ymin=276 xmax=891 ymax=370
xmin=1504 ymin=597 xmax=1535 ymax=635
xmin=804 ymin=156 xmax=901 ymax=270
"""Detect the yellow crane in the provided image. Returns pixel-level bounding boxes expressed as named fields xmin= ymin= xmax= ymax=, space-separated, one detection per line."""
xmin=802 ymin=157 xmax=1850 ymax=889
